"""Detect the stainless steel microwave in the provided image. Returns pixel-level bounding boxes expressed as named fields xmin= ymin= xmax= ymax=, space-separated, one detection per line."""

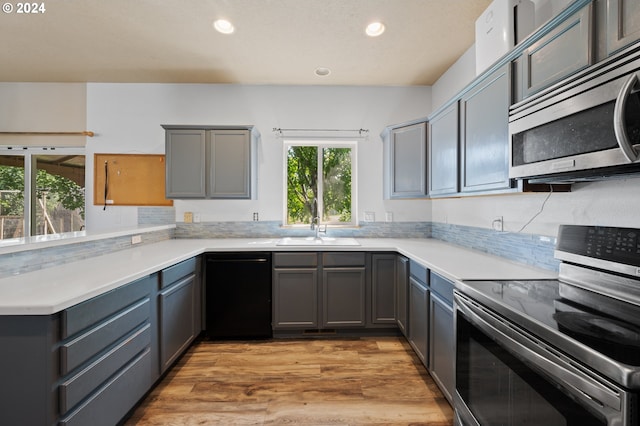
xmin=509 ymin=45 xmax=640 ymax=182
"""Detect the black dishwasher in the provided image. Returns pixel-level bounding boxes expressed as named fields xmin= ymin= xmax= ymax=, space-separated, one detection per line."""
xmin=205 ymin=252 xmax=272 ymax=339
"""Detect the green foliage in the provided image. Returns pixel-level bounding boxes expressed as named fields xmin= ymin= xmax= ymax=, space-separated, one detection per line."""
xmin=0 ymin=165 xmax=85 ymax=218
xmin=286 ymin=146 xmax=352 ymax=225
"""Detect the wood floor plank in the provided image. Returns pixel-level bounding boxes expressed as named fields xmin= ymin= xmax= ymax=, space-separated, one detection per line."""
xmin=124 ymin=337 xmax=454 ymax=425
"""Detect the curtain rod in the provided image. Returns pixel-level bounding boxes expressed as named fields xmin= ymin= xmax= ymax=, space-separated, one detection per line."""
xmin=272 ymin=128 xmax=368 ymax=136
xmin=0 ymin=131 xmax=95 ymax=137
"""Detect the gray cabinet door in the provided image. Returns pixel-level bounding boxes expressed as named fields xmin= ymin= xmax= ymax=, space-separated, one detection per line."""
xmin=429 ymin=103 xmax=459 ymax=196
xmin=606 ymin=0 xmax=640 ymax=55
xmin=158 ymin=274 xmax=197 ymax=373
xmin=429 ymin=293 xmax=454 ymax=404
xmin=396 ymin=256 xmax=409 ymax=337
xmin=165 ymin=129 xmax=206 ymax=198
xmin=208 ymin=129 xmax=251 ymax=199
xmin=408 ymin=276 xmax=428 ymax=367
xmin=371 ymin=254 xmax=396 ymax=324
xmin=521 ymin=3 xmax=593 ymax=98
xmin=390 ymin=122 xmax=427 ymax=198
xmin=322 ymin=267 xmax=366 ymax=327
xmin=272 ymin=268 xmax=318 ymax=329
xmin=460 ymin=64 xmax=511 ymax=192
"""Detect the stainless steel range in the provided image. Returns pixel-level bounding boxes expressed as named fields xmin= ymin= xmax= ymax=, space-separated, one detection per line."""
xmin=454 ymin=225 xmax=640 ymax=426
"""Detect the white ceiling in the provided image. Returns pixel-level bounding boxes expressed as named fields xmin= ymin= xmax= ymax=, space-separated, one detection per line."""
xmin=0 ymin=0 xmax=491 ymax=86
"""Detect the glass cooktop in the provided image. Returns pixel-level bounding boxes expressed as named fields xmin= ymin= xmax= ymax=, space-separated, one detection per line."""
xmin=464 ymin=279 xmax=640 ymax=368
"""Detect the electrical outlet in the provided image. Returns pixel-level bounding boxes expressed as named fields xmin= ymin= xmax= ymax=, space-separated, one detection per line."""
xmin=131 ymin=235 xmax=142 ymax=244
xmin=492 ymin=216 xmax=504 ymax=232
xmin=193 ymin=213 xmax=201 ymax=223
xmin=253 ymin=212 xmax=259 ymax=221
xmin=364 ymin=211 xmax=375 ymax=222
xmin=385 ymin=212 xmax=393 ymax=222
xmin=184 ymin=212 xmax=193 ymax=223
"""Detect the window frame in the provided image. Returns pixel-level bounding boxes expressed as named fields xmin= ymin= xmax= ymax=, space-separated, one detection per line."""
xmin=0 ymin=147 xmax=86 ymax=237
xmin=282 ymin=139 xmax=358 ymax=228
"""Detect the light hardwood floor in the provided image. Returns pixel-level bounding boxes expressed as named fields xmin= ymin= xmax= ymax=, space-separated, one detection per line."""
xmin=124 ymin=337 xmax=454 ymax=425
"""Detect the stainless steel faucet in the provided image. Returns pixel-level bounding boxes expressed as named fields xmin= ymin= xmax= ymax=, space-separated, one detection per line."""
xmin=310 ymin=216 xmax=326 ymax=239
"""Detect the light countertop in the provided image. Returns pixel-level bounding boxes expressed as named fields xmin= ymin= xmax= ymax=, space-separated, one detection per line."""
xmin=0 ymin=238 xmax=557 ymax=315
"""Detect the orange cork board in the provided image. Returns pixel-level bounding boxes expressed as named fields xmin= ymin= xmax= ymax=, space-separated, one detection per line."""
xmin=93 ymin=154 xmax=173 ymax=206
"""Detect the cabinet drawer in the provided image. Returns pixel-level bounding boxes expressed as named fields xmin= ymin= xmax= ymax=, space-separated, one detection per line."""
xmin=62 ymin=276 xmax=152 ymax=338
xmin=322 ymin=252 xmax=365 ymax=267
xmin=160 ymin=257 xmax=197 ymax=289
xmin=430 ymin=272 xmax=454 ymax=306
xmin=60 ymin=298 xmax=150 ymax=375
xmin=409 ymin=260 xmax=428 ymax=284
xmin=273 ymin=252 xmax=318 ymax=267
xmin=59 ymin=348 xmax=151 ymax=426
xmin=59 ymin=324 xmax=151 ymax=413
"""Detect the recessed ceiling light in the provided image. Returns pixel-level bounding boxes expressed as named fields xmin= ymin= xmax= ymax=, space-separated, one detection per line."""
xmin=314 ymin=67 xmax=331 ymax=77
xmin=213 ymin=19 xmax=235 ymax=34
xmin=366 ymin=22 xmax=385 ymax=37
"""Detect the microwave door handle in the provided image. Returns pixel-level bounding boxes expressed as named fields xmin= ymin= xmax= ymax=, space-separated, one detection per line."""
xmin=613 ymin=73 xmax=640 ymax=162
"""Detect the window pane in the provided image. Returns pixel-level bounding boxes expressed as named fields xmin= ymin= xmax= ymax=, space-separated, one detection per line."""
xmin=286 ymin=146 xmax=318 ymax=225
xmin=322 ymin=147 xmax=352 ymax=224
xmin=34 ymin=155 xmax=85 ymax=236
xmin=0 ymin=155 xmax=25 ymax=239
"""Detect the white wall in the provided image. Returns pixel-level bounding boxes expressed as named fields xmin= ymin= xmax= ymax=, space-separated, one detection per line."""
xmin=86 ymin=83 xmax=432 ymax=231
xmin=0 ymin=83 xmax=87 ymax=145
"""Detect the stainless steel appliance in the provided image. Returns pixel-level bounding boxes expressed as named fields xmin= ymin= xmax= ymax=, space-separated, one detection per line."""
xmin=509 ymin=43 xmax=640 ymax=182
xmin=455 ymin=225 xmax=640 ymax=425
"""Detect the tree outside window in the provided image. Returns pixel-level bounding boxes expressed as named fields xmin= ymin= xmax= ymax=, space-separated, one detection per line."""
xmin=0 ymin=152 xmax=85 ymax=239
xmin=285 ymin=143 xmax=354 ymax=226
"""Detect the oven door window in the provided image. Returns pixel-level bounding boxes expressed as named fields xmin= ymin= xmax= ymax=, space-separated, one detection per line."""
xmin=456 ymin=314 xmax=606 ymax=425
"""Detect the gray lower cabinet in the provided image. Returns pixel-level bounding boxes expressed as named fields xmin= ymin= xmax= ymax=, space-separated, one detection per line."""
xmin=158 ymin=257 xmax=201 ymax=374
xmin=273 ymin=253 xmax=319 ymax=329
xmin=519 ymin=2 xmax=593 ymax=99
xmin=387 ymin=122 xmax=427 ymax=198
xmin=408 ymin=260 xmax=429 ymax=367
xmin=460 ymin=64 xmax=512 ymax=193
xmin=429 ymin=103 xmax=459 ymax=196
xmin=428 ymin=272 xmax=455 ymax=404
xmin=164 ymin=125 xmax=253 ymax=199
xmin=273 ymin=267 xmax=319 ymax=328
xmin=370 ymin=253 xmax=397 ymax=325
xmin=605 ymin=0 xmax=640 ymax=56
xmin=272 ymin=252 xmax=367 ymax=330
xmin=322 ymin=266 xmax=366 ymax=328
xmin=0 ymin=275 xmax=156 ymax=426
xmin=0 ymin=257 xmax=204 ymax=426
xmin=395 ymin=255 xmax=409 ymax=337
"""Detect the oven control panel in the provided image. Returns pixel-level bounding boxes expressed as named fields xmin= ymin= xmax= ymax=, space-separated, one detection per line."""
xmin=556 ymin=225 xmax=640 ymax=267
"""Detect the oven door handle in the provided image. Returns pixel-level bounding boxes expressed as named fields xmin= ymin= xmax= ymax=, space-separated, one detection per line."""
xmin=613 ymin=72 xmax=640 ymax=163
xmin=455 ymin=292 xmax=624 ymax=414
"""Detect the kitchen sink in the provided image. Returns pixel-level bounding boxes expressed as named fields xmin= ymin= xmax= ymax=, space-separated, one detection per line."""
xmin=276 ymin=237 xmax=360 ymax=246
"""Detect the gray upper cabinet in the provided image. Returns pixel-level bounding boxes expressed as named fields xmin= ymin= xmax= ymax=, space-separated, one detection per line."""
xmin=388 ymin=122 xmax=427 ymax=198
xmin=428 ymin=103 xmax=459 ymax=196
xmin=163 ymin=125 xmax=254 ymax=199
xmin=208 ymin=130 xmax=251 ymax=198
xmin=605 ymin=0 xmax=640 ymax=56
xmin=519 ymin=2 xmax=593 ymax=99
xmin=460 ymin=64 xmax=513 ymax=193
xmin=165 ymin=129 xmax=207 ymax=198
